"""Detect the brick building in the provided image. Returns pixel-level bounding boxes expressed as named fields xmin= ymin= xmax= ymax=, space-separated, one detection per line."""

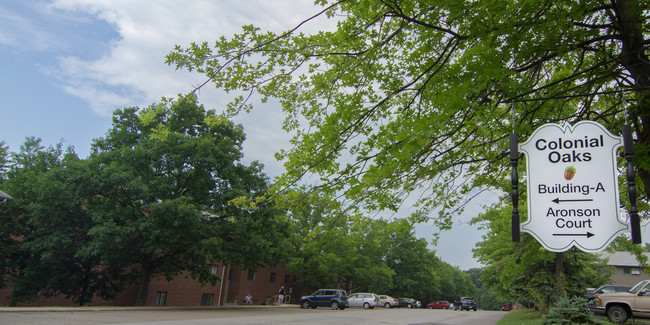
xmin=0 ymin=263 xmax=301 ymax=307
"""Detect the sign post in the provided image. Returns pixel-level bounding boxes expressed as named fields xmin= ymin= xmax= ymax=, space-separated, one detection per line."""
xmin=519 ymin=121 xmax=628 ymax=253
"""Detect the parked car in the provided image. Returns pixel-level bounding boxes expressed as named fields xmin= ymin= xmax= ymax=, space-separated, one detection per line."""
xmin=398 ymin=297 xmax=417 ymax=308
xmin=591 ymin=280 xmax=650 ymax=323
xmin=299 ymin=289 xmax=348 ymax=310
xmin=457 ymin=297 xmax=477 ymax=311
xmin=586 ymin=285 xmax=631 ymax=300
xmin=347 ymin=292 xmax=379 ymax=309
xmin=378 ymin=295 xmax=398 ymax=308
xmin=500 ymin=302 xmax=511 ymax=311
xmin=427 ymin=300 xmax=450 ymax=309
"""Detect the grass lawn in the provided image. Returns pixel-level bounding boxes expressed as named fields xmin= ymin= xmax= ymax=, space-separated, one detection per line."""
xmin=497 ymin=309 xmax=650 ymax=325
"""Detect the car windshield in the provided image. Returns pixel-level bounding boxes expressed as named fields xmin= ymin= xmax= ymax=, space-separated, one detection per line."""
xmin=629 ymin=280 xmax=649 ymax=294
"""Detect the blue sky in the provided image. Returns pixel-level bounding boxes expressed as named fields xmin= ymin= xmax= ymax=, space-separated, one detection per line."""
xmin=1 ymin=1 xmax=114 ymax=157
xmin=0 ymin=1 xmax=304 ymax=167
xmin=5 ymin=1 xmax=642 ymax=271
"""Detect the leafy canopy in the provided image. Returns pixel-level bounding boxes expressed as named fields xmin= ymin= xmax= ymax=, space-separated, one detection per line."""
xmin=167 ymin=0 xmax=650 ymax=228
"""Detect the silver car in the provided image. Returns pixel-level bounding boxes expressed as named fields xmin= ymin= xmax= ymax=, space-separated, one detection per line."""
xmin=378 ymin=295 xmax=398 ymax=308
xmin=347 ymin=292 xmax=379 ymax=309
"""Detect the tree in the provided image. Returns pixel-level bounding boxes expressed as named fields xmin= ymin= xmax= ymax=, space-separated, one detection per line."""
xmin=86 ymin=96 xmax=288 ymax=305
xmin=473 ymin=201 xmax=611 ymax=311
xmin=282 ymin=191 xmax=395 ymax=294
xmin=466 ymin=268 xmax=501 ymax=311
xmin=0 ymin=138 xmax=123 ymax=306
xmin=0 ymin=138 xmax=66 ymax=304
xmin=0 ymin=140 xmax=13 ymax=290
xmin=22 ymin=154 xmax=123 ymax=305
xmin=385 ymin=221 xmax=441 ymax=300
xmin=0 ymin=141 xmax=8 ymax=177
xmin=433 ymin=262 xmax=478 ymax=304
xmin=167 ymin=0 xmax=649 ymax=229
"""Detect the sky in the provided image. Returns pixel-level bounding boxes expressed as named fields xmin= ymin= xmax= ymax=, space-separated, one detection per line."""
xmin=1 ymin=1 xmax=646 ymax=271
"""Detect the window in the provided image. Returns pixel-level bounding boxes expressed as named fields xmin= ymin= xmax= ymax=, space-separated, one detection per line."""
xmin=155 ymin=291 xmax=167 ymax=306
xmin=269 ymin=272 xmax=276 ymax=283
xmin=247 ymin=269 xmax=257 ymax=281
xmin=624 ymin=267 xmax=641 ymax=275
xmin=201 ymin=294 xmax=214 ymax=306
xmin=208 ymin=264 xmax=218 ymax=275
xmin=284 ymin=274 xmax=291 ymax=284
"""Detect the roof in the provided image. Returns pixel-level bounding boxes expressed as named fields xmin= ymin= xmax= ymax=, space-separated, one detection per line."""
xmin=600 ymin=251 xmax=650 ymax=267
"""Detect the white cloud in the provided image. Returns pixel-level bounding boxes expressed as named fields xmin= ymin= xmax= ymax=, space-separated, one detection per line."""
xmin=0 ymin=2 xmax=70 ymax=51
xmin=40 ymin=0 xmax=324 ymax=178
xmin=49 ymin=0 xmax=324 ymax=116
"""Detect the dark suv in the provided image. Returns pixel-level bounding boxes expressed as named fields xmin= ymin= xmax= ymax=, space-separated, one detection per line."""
xmin=457 ymin=297 xmax=477 ymax=311
xmin=300 ymin=289 xmax=348 ymax=310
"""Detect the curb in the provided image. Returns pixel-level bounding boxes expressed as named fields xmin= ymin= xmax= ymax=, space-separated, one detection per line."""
xmin=0 ymin=304 xmax=300 ymax=313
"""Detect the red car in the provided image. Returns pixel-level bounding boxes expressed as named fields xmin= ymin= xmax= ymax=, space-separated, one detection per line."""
xmin=501 ymin=303 xmax=511 ymax=311
xmin=427 ymin=300 xmax=450 ymax=309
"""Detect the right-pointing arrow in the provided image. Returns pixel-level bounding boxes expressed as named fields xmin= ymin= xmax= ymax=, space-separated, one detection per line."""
xmin=552 ymin=232 xmax=594 ymax=238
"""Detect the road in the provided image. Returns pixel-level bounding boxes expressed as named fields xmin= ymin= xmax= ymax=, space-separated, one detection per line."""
xmin=0 ymin=306 xmax=506 ymax=325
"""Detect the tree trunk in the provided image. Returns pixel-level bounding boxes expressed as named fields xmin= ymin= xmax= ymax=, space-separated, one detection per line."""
xmin=79 ymin=267 xmax=91 ymax=306
xmin=135 ymin=267 xmax=153 ymax=306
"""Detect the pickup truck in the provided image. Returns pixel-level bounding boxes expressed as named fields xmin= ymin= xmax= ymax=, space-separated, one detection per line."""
xmin=591 ymin=279 xmax=650 ymax=323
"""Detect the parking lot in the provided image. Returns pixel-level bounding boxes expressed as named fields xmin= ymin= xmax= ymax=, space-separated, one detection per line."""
xmin=0 ymin=305 xmax=506 ymax=325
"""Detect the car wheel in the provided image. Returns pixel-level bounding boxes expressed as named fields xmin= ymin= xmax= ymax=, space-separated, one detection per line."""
xmin=607 ymin=305 xmax=629 ymax=323
xmin=363 ymin=302 xmax=370 ymax=309
xmin=301 ymin=301 xmax=310 ymax=309
xmin=408 ymin=304 xmax=412 ymax=308
xmin=385 ymin=303 xmax=391 ymax=308
xmin=331 ymin=301 xmax=339 ymax=310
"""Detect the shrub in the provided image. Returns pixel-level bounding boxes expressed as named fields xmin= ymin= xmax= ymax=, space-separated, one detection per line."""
xmin=542 ymin=296 xmax=597 ymax=324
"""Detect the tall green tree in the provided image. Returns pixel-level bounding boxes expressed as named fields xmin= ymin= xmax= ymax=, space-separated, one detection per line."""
xmin=87 ymin=96 xmax=288 ymax=305
xmin=466 ymin=268 xmax=501 ymax=311
xmin=0 ymin=138 xmax=66 ymax=304
xmin=0 ymin=141 xmax=8 ymax=177
xmin=473 ymin=201 xmax=611 ymax=311
xmin=282 ymin=191 xmax=395 ymax=294
xmin=432 ymin=261 xmax=478 ymax=304
xmin=385 ymin=221 xmax=442 ymax=300
xmin=21 ymin=154 xmax=122 ymax=305
xmin=0 ymin=140 xmax=12 ymax=290
xmin=167 ymin=0 xmax=649 ymax=228
xmin=0 ymin=138 xmax=116 ymax=305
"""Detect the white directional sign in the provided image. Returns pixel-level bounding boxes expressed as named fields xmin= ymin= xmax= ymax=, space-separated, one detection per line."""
xmin=520 ymin=121 xmax=628 ymax=252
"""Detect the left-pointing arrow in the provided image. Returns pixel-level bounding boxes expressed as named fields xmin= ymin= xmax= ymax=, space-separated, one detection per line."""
xmin=552 ymin=198 xmax=594 ymax=204
xmin=552 ymin=232 xmax=594 ymax=238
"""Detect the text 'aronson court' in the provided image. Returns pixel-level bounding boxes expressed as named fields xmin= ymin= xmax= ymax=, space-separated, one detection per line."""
xmin=519 ymin=121 xmax=628 ymax=253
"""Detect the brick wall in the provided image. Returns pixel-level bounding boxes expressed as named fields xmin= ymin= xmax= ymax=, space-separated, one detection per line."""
xmin=0 ymin=263 xmax=300 ymax=307
xmin=226 ymin=264 xmax=301 ymax=305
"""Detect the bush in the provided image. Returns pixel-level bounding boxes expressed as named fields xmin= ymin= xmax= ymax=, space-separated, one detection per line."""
xmin=542 ymin=296 xmax=597 ymax=324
